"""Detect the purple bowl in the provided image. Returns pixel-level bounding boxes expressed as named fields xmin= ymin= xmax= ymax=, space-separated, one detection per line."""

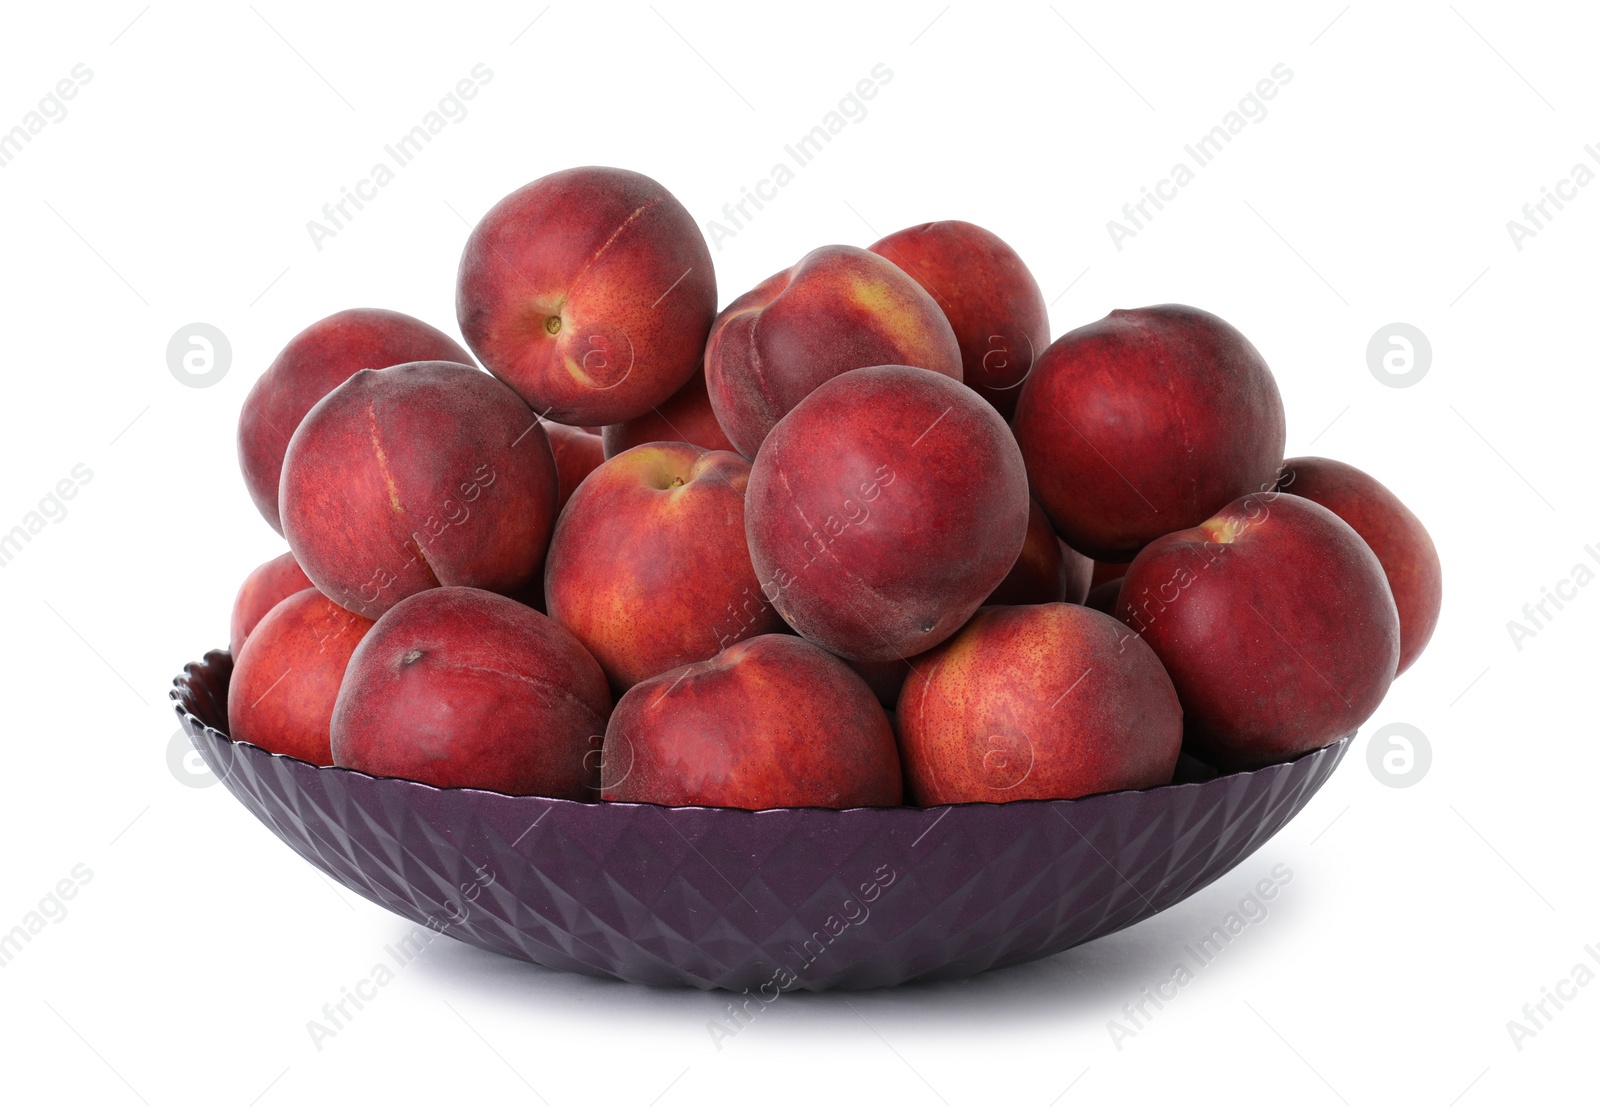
xmin=172 ymin=650 xmax=1348 ymax=991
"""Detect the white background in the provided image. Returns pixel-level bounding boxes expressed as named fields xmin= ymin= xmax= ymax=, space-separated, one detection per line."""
xmin=1 ymin=2 xmax=1594 ymax=1109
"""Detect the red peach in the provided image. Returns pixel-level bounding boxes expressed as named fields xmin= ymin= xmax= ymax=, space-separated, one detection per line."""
xmin=238 ymin=308 xmax=473 ymax=534
xmin=1062 ymin=542 xmax=1093 ymax=606
xmin=1279 ymin=456 xmax=1442 ymax=675
xmin=456 ymin=166 xmax=716 ymax=426
xmin=227 ymin=587 xmax=373 ymax=766
xmin=541 ymin=421 xmax=605 ymax=512
xmin=868 ymin=220 xmax=1050 ymax=420
xmin=1116 ymin=492 xmax=1400 ymax=769
xmin=746 ymin=365 xmax=1029 ymax=661
xmin=1013 ymin=304 xmax=1287 ymax=561
xmin=230 ymin=550 xmax=313 ymax=653
xmin=544 ymin=443 xmax=783 ymax=690
xmin=1091 ymin=561 xmax=1130 ymax=589
xmin=985 ymin=497 xmax=1091 ymax=606
xmin=280 ymin=361 xmax=559 ymax=619
xmin=601 ymin=371 xmax=735 ymax=458
xmin=704 ymin=245 xmax=962 ymax=457
xmin=845 ymin=656 xmax=912 ymax=708
xmin=602 ymin=634 xmax=901 ymax=809
xmin=897 ymin=604 xmax=1182 ymax=804
xmin=1084 ymin=577 xmax=1123 ymax=615
xmin=330 ymin=587 xmax=610 ymax=797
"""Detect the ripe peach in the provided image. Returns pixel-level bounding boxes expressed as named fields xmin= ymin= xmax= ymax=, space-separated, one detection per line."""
xmin=1091 ymin=561 xmax=1130 ymax=589
xmin=544 ymin=443 xmax=782 ymax=691
xmin=1279 ymin=456 xmax=1442 ymax=675
xmin=898 ymin=604 xmax=1182 ymax=804
xmin=745 ymin=365 xmax=1029 ymax=661
xmin=1013 ymin=304 xmax=1286 ymax=561
xmin=230 ymin=550 xmax=313 ymax=653
xmin=846 ymin=656 xmax=912 ymax=708
xmin=602 ymin=634 xmax=901 ymax=809
xmin=704 ymin=246 xmax=962 ymax=457
xmin=601 ymin=371 xmax=735 ymax=458
xmin=1084 ymin=577 xmax=1123 ymax=615
xmin=868 ymin=220 xmax=1049 ymax=420
xmin=330 ymin=587 xmax=610 ymax=797
xmin=279 ymin=361 xmax=559 ymax=619
xmin=227 ymin=588 xmax=373 ymax=766
xmin=541 ymin=421 xmax=605 ymax=512
xmin=238 ymin=308 xmax=473 ymax=534
xmin=984 ymin=497 xmax=1092 ymax=606
xmin=456 ymin=166 xmax=716 ymax=426
xmin=1062 ymin=543 xmax=1093 ymax=606
xmin=1116 ymin=492 xmax=1400 ymax=769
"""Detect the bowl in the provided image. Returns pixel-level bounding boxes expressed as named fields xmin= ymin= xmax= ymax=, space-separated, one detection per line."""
xmin=172 ymin=650 xmax=1348 ymax=991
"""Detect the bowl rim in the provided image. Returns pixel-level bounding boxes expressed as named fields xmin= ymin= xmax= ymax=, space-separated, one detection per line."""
xmin=173 ymin=647 xmax=1353 ymax=818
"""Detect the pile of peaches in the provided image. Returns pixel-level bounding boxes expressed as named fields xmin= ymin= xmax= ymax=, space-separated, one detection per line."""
xmin=224 ymin=165 xmax=1441 ymax=810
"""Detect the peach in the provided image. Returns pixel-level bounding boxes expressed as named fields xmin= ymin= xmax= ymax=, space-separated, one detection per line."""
xmin=1013 ymin=304 xmax=1286 ymax=561
xmin=280 ymin=361 xmax=559 ymax=619
xmin=704 ymin=245 xmax=962 ymax=457
xmin=1279 ymin=456 xmax=1442 ymax=675
xmin=601 ymin=370 xmax=735 ymax=458
xmin=331 ymin=587 xmax=609 ymax=797
xmin=1084 ymin=577 xmax=1123 ymax=615
xmin=1116 ymin=492 xmax=1400 ymax=769
xmin=1091 ymin=560 xmax=1130 ymax=589
xmin=230 ymin=550 xmax=313 ymax=652
xmin=845 ymin=656 xmax=912 ymax=708
xmin=1062 ymin=542 xmax=1093 ymax=606
xmin=746 ymin=365 xmax=1029 ymax=661
xmin=868 ymin=220 xmax=1049 ymax=420
xmin=238 ymin=308 xmax=473 ymax=534
xmin=898 ymin=604 xmax=1181 ymax=804
xmin=601 ymin=634 xmax=901 ymax=809
xmin=984 ymin=497 xmax=1092 ymax=606
xmin=227 ymin=587 xmax=373 ymax=766
xmin=456 ymin=166 xmax=716 ymax=426
xmin=544 ymin=443 xmax=783 ymax=691
xmin=541 ymin=421 xmax=605 ymax=512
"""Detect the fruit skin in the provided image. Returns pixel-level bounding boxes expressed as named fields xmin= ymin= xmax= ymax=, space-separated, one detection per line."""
xmin=601 ymin=370 xmax=735 ymax=458
xmin=1084 ymin=577 xmax=1123 ymax=615
xmin=868 ymin=220 xmax=1049 ymax=421
xmin=1115 ymin=492 xmax=1400 ymax=770
xmin=746 ymin=365 xmax=1030 ymax=662
xmin=543 ymin=443 xmax=783 ymax=691
xmin=227 ymin=588 xmax=373 ymax=766
xmin=1091 ymin=561 xmax=1130 ymax=589
xmin=704 ymin=245 xmax=962 ymax=457
xmin=1061 ymin=542 xmax=1093 ymax=606
xmin=602 ymin=634 xmax=901 ymax=809
xmin=898 ymin=604 xmax=1182 ymax=804
xmin=331 ymin=587 xmax=610 ymax=797
xmin=230 ymin=550 xmax=313 ymax=652
xmin=456 ymin=166 xmax=716 ymax=426
xmin=238 ymin=308 xmax=473 ymax=534
xmin=984 ymin=497 xmax=1093 ymax=607
xmin=846 ymin=656 xmax=912 ymax=708
xmin=280 ymin=361 xmax=559 ymax=620
xmin=1012 ymin=304 xmax=1287 ymax=562
xmin=1278 ymin=456 xmax=1442 ymax=675
xmin=542 ymin=421 xmax=605 ymax=512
